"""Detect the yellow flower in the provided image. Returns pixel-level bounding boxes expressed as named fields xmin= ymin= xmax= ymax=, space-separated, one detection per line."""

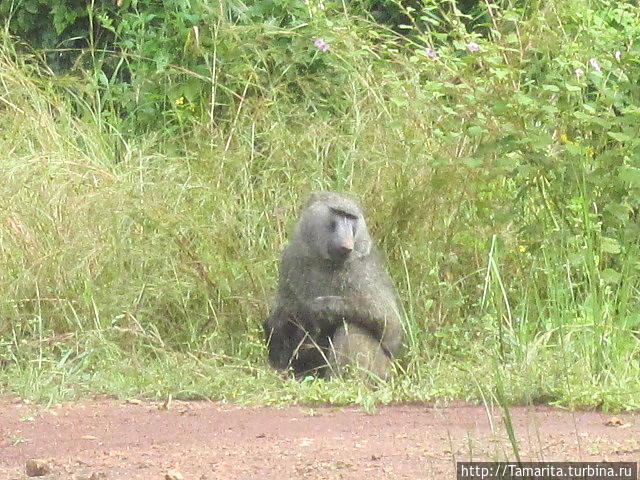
xmin=559 ymin=133 xmax=569 ymax=143
xmin=518 ymin=245 xmax=527 ymax=253
xmin=586 ymin=146 xmax=595 ymax=157
xmin=175 ymin=97 xmax=184 ymax=105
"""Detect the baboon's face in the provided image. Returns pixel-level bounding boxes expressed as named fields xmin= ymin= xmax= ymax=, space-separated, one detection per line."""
xmin=325 ymin=208 xmax=358 ymax=262
xmin=300 ymin=201 xmax=369 ymax=263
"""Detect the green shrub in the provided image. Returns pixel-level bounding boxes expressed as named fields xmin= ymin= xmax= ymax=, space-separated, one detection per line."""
xmin=1 ymin=0 xmax=640 ymax=408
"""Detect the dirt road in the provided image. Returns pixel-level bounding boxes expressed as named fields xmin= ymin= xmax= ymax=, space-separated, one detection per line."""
xmin=0 ymin=396 xmax=638 ymax=479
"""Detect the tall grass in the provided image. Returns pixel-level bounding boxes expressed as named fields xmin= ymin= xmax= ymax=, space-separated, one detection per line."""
xmin=1 ymin=0 xmax=640 ymax=409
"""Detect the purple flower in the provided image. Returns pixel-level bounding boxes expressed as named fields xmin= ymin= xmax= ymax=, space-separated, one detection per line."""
xmin=589 ymin=58 xmax=601 ymax=72
xmin=425 ymin=47 xmax=438 ymax=59
xmin=614 ymin=50 xmax=621 ymax=61
xmin=466 ymin=41 xmax=479 ymax=53
xmin=575 ymin=68 xmax=584 ymax=77
xmin=314 ymin=38 xmax=330 ymax=51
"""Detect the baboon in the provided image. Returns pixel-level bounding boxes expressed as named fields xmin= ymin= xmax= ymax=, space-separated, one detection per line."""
xmin=263 ymin=191 xmax=403 ymax=380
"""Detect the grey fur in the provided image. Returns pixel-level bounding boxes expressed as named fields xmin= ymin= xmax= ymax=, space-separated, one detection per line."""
xmin=263 ymin=191 xmax=403 ymax=379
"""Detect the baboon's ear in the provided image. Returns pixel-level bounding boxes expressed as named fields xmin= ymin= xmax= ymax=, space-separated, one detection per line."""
xmin=354 ymin=238 xmax=371 ymax=257
xmin=354 ymin=216 xmax=372 ymax=257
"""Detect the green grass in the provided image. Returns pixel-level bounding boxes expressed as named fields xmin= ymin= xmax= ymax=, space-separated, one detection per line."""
xmin=1 ymin=0 xmax=640 ymax=410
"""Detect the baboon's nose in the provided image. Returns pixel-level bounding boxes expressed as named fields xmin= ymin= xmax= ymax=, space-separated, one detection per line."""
xmin=342 ymin=236 xmax=354 ymax=250
xmin=342 ymin=242 xmax=354 ymax=251
xmin=339 ymin=238 xmax=354 ymax=255
xmin=330 ymin=242 xmax=353 ymax=261
xmin=336 ymin=243 xmax=354 ymax=260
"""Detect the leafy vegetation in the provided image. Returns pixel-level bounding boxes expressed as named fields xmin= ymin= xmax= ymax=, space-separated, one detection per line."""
xmin=0 ymin=0 xmax=639 ymax=410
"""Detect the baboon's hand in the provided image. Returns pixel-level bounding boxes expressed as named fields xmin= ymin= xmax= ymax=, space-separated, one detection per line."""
xmin=311 ymin=296 xmax=346 ymax=316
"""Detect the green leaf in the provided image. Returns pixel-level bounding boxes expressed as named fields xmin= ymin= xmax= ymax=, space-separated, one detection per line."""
xmin=529 ymin=133 xmax=553 ymax=150
xmin=514 ymin=92 xmax=534 ymax=106
xmin=496 ymin=154 xmax=521 ymax=171
xmin=504 ymin=33 xmax=518 ymax=44
xmin=607 ymin=131 xmax=634 ymax=142
xmin=624 ymin=314 xmax=640 ymax=329
xmin=604 ymin=203 xmax=631 ymax=222
xmin=618 ymin=167 xmax=640 ymax=187
xmin=461 ymin=158 xmax=483 ymax=168
xmin=600 ymin=268 xmax=622 ymax=284
xmin=600 ymin=237 xmax=621 ymax=254
xmin=24 ymin=0 xmax=39 ymax=14
xmin=183 ymin=77 xmax=203 ymax=102
xmin=467 ymin=126 xmax=486 ymax=136
xmin=490 ymin=68 xmax=510 ymax=80
xmin=565 ymin=143 xmax=584 ymax=155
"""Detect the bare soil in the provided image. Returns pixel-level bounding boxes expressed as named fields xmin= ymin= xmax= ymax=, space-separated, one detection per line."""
xmin=0 ymin=395 xmax=638 ymax=480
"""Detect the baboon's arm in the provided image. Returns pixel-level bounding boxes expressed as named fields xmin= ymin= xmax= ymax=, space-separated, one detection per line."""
xmin=310 ymin=293 xmax=403 ymax=357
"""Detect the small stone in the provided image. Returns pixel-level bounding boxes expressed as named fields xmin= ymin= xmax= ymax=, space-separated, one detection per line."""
xmin=605 ymin=417 xmax=623 ymax=426
xmin=25 ymin=458 xmax=51 ymax=477
xmin=165 ymin=469 xmax=184 ymax=480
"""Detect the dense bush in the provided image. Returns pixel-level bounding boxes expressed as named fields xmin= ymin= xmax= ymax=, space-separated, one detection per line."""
xmin=0 ymin=0 xmax=528 ymax=132
xmin=1 ymin=0 xmax=342 ymax=131
xmin=0 ymin=0 xmax=639 ymax=407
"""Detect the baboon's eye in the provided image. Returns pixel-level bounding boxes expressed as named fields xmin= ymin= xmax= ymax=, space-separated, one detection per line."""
xmin=329 ymin=219 xmax=337 ymax=231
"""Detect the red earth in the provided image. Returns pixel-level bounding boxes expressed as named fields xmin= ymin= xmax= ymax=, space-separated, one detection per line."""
xmin=0 ymin=396 xmax=638 ymax=479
